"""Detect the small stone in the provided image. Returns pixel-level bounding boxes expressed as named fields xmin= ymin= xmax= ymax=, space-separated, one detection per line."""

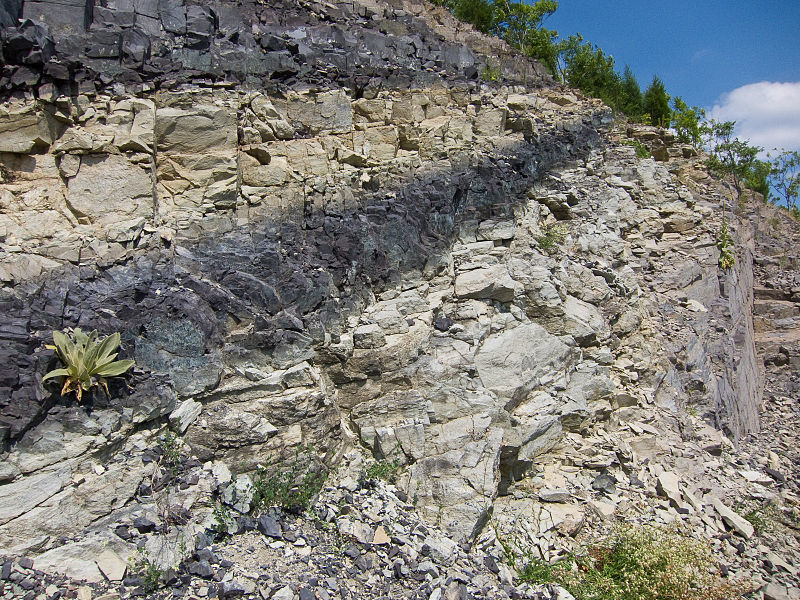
xmin=656 ymin=472 xmax=682 ymax=508
xmin=372 ymin=526 xmax=391 ymax=545
xmin=445 ymin=580 xmax=466 ymax=600
xmin=539 ymin=488 xmax=570 ymax=503
xmin=169 ymin=399 xmax=203 ymax=433
xmin=353 ymin=323 xmax=386 ymax=349
xmin=257 ymin=515 xmax=283 ymax=539
xmin=19 ymin=578 xmax=36 ymax=590
xmin=272 ymin=585 xmax=294 ymax=600
xmin=77 ymin=586 xmax=93 ymax=600
xmin=194 ymin=548 xmax=217 ymax=563
xmin=422 ymin=535 xmax=458 ymax=564
xmin=220 ymin=580 xmax=247 ymax=598
xmin=591 ymin=473 xmax=617 ymax=495
xmin=133 ymin=517 xmax=156 ymax=533
xmin=298 ymin=588 xmax=315 ymax=600
xmin=189 ymin=560 xmax=214 ymax=579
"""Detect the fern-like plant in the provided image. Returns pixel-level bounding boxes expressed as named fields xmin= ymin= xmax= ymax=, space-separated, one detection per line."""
xmin=43 ymin=328 xmax=134 ymax=401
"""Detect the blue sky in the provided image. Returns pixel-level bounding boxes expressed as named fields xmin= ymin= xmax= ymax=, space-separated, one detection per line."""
xmin=546 ymin=0 xmax=800 ymax=152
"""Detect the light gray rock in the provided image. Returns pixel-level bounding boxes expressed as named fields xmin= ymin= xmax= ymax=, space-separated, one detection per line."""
xmin=337 ymin=518 xmax=373 ymax=544
xmin=0 ymin=467 xmax=71 ymax=526
xmin=272 ymin=584 xmax=296 ymax=600
xmin=35 ymin=537 xmax=132 ymax=583
xmin=656 ymin=472 xmax=682 ymax=508
xmin=477 ymin=220 xmax=515 ymax=241
xmin=539 ymin=488 xmax=570 ymax=503
xmin=222 ymin=474 xmax=255 ymax=513
xmin=423 ymin=534 xmax=458 ymax=564
xmin=95 ymin=549 xmax=128 ymax=582
xmin=169 ymin=399 xmax=202 ymax=433
xmin=562 ymin=295 xmax=608 ymax=345
xmin=353 ymin=323 xmax=386 ymax=349
xmin=710 ymin=497 xmax=754 ymax=539
xmin=0 ymin=102 xmax=64 ymax=152
xmin=66 ymin=154 xmax=154 ymax=228
xmin=454 ymin=265 xmax=520 ymax=303
xmin=155 ymin=104 xmax=237 ymax=153
xmin=763 ymin=582 xmax=790 ymax=600
xmin=475 ymin=323 xmax=573 ymax=399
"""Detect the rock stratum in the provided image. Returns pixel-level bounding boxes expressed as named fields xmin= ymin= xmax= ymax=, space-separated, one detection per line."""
xmin=1 ymin=1 xmax=799 ymax=599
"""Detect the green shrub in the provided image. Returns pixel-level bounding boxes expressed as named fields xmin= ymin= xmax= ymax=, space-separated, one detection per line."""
xmin=128 ymin=548 xmax=163 ymax=594
xmin=481 ymin=63 xmax=502 ymax=81
xmin=251 ymin=446 xmax=327 ymax=513
xmin=515 ymin=524 xmax=748 ymax=600
xmin=536 ymin=223 xmax=568 ymax=251
xmin=43 ymin=328 xmax=134 ymax=402
xmin=518 ymin=555 xmax=573 ymax=585
xmin=364 ymin=459 xmax=401 ymax=482
xmin=158 ymin=431 xmax=183 ymax=476
xmin=212 ymin=502 xmax=236 ymax=538
xmin=623 ymin=139 xmax=651 ymax=159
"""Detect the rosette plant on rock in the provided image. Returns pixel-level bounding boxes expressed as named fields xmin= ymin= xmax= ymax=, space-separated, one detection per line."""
xmin=43 ymin=328 xmax=135 ymax=402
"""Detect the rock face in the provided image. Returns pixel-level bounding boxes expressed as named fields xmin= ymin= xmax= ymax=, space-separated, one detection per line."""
xmin=0 ymin=0 xmax=546 ymax=99
xmin=0 ymin=0 xmax=792 ymax=593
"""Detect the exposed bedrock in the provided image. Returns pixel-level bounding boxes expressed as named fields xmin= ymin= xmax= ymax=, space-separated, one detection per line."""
xmin=0 ymin=0 xmax=765 ymax=575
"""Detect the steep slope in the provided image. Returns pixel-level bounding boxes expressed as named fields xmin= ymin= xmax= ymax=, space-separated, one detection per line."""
xmin=1 ymin=1 xmax=798 ymax=598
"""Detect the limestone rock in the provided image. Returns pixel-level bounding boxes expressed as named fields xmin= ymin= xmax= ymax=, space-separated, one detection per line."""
xmin=454 ymin=265 xmax=520 ymax=303
xmin=353 ymin=324 xmax=387 ymax=349
xmin=710 ymin=497 xmax=755 ymax=539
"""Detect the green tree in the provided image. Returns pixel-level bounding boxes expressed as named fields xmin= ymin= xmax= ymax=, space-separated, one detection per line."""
xmin=453 ymin=0 xmax=495 ymax=34
xmin=560 ymin=37 xmax=621 ymax=109
xmin=643 ymin=76 xmax=671 ymax=128
xmin=671 ymin=96 xmax=704 ymax=146
xmin=769 ymin=149 xmax=800 ymax=210
xmin=491 ymin=0 xmax=558 ymax=58
xmin=703 ymin=120 xmax=762 ymax=203
xmin=744 ymin=159 xmax=771 ymax=201
xmin=617 ymin=66 xmax=643 ymax=119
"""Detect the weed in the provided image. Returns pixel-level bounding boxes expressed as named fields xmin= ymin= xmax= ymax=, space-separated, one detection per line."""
xmin=251 ymin=446 xmax=327 ymax=513
xmin=364 ymin=459 xmax=401 ymax=483
xmin=518 ymin=555 xmax=573 ymax=585
xmin=509 ymin=524 xmax=751 ymax=600
xmin=623 ymin=139 xmax=651 ymax=159
xmin=767 ymin=215 xmax=781 ymax=230
xmin=742 ymin=509 xmax=770 ymax=535
xmin=536 ymin=223 xmax=569 ymax=252
xmin=128 ymin=548 xmax=163 ymax=594
xmin=212 ymin=502 xmax=236 ymax=538
xmin=481 ymin=63 xmax=501 ymax=82
xmin=158 ymin=431 xmax=182 ymax=475
xmin=717 ymin=221 xmax=735 ymax=269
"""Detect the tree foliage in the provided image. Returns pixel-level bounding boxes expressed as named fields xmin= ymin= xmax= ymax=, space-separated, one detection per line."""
xmin=617 ymin=66 xmax=643 ymax=119
xmin=491 ymin=0 xmax=558 ymax=58
xmin=703 ymin=120 xmax=762 ymax=202
xmin=559 ymin=37 xmax=621 ymax=108
xmin=671 ymin=97 xmax=704 ymax=146
xmin=643 ymin=76 xmax=671 ymax=128
xmin=769 ymin=149 xmax=800 ymax=210
xmin=452 ymin=0 xmax=495 ymax=33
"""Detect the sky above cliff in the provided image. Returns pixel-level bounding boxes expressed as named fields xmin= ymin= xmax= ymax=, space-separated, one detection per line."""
xmin=547 ymin=0 xmax=800 ymax=152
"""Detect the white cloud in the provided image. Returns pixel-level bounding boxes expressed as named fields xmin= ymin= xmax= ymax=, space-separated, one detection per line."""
xmin=707 ymin=81 xmax=800 ymax=153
